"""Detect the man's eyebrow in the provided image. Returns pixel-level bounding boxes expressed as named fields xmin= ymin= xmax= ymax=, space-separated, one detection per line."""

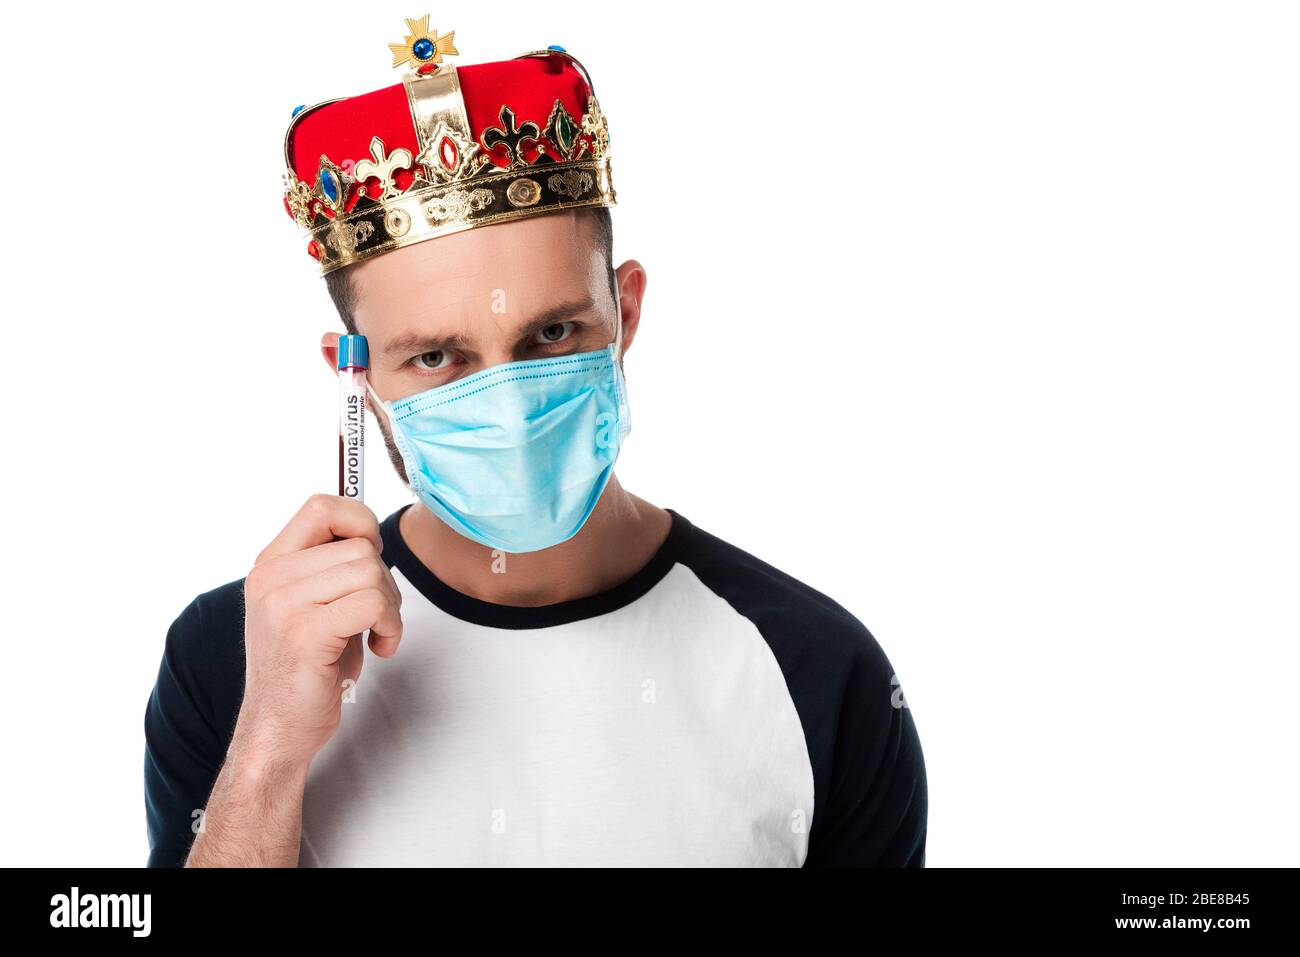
xmin=382 ymin=330 xmax=473 ymax=358
xmin=382 ymin=295 xmax=599 ymax=358
xmin=512 ymin=295 xmax=599 ymax=342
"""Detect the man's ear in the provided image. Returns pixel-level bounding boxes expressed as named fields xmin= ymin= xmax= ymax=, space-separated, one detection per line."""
xmin=320 ymin=331 xmax=342 ymax=373
xmin=614 ymin=259 xmax=648 ymax=354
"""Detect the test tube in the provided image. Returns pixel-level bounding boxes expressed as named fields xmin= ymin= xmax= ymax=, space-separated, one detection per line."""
xmin=337 ymin=334 xmax=368 ymax=502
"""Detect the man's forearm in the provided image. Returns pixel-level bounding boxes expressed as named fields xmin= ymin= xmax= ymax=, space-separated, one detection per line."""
xmin=185 ymin=726 xmax=311 ymax=867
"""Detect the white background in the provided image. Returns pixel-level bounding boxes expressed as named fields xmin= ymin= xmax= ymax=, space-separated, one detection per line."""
xmin=2 ymin=1 xmax=1296 ymax=866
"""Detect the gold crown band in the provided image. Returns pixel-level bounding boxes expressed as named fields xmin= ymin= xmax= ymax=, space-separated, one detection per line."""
xmin=310 ymin=155 xmax=615 ymax=274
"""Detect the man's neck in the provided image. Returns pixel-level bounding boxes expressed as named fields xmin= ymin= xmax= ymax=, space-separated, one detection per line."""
xmin=397 ymin=474 xmax=673 ymax=607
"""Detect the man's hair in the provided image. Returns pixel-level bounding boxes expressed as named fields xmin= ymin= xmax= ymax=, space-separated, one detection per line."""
xmin=324 ymin=205 xmax=615 ymax=334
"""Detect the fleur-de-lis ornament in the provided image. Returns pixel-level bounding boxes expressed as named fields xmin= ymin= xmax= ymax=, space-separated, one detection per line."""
xmin=353 ymin=136 xmax=414 ymax=201
xmin=481 ymin=106 xmax=542 ymax=168
xmin=388 ymin=15 xmax=458 ymax=71
xmin=581 ymin=97 xmax=610 ymax=158
xmin=283 ymin=171 xmax=315 ymax=227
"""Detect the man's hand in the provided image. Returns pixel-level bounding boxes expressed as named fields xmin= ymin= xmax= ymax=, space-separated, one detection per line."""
xmin=186 ymin=495 xmax=404 ymax=866
xmin=238 ymin=493 xmax=404 ymax=765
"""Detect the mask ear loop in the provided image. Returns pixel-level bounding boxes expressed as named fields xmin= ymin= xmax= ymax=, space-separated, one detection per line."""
xmin=365 ymin=377 xmax=395 ymax=433
xmin=364 ymin=376 xmax=421 ymax=493
xmin=609 ymin=294 xmax=631 ymax=436
xmin=611 ymin=295 xmax=625 ymax=362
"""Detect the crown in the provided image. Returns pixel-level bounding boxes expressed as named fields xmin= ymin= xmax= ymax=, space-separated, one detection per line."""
xmin=282 ymin=17 xmax=615 ymax=275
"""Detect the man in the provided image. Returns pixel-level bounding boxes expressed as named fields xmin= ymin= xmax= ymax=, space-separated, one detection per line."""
xmin=144 ymin=20 xmax=927 ymax=867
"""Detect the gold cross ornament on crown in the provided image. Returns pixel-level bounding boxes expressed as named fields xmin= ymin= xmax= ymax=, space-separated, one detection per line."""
xmin=387 ymin=15 xmax=459 ymax=71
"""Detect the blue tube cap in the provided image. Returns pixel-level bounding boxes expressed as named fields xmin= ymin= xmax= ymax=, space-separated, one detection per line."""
xmin=337 ymin=334 xmax=369 ymax=370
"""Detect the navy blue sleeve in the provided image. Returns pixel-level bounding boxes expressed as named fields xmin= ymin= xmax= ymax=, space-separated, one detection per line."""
xmin=677 ymin=523 xmax=928 ymax=867
xmin=806 ymin=631 xmax=927 ymax=866
xmin=143 ymin=580 xmax=247 ymax=867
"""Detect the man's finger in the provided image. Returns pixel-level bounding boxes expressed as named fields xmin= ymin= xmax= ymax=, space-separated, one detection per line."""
xmin=256 ymin=494 xmax=382 ymax=564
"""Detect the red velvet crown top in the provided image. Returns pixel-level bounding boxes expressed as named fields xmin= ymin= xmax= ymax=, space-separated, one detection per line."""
xmin=285 ymin=53 xmax=601 ymax=218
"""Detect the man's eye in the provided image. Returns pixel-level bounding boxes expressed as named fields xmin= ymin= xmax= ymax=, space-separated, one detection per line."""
xmin=412 ymin=350 xmax=450 ymax=370
xmin=535 ymin=322 xmax=575 ymax=345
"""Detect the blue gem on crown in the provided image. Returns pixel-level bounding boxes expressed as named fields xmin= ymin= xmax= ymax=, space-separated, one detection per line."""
xmin=318 ymin=168 xmax=340 ymax=204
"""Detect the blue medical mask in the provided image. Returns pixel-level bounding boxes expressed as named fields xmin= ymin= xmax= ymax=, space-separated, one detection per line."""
xmin=367 ymin=312 xmax=631 ymax=554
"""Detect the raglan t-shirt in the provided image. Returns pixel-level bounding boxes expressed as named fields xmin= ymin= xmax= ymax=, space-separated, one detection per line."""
xmin=144 ymin=504 xmax=927 ymax=867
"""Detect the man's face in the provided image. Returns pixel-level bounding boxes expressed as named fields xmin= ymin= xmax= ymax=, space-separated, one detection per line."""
xmin=352 ymin=209 xmax=619 ymax=401
xmin=326 ymin=209 xmax=634 ymax=484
